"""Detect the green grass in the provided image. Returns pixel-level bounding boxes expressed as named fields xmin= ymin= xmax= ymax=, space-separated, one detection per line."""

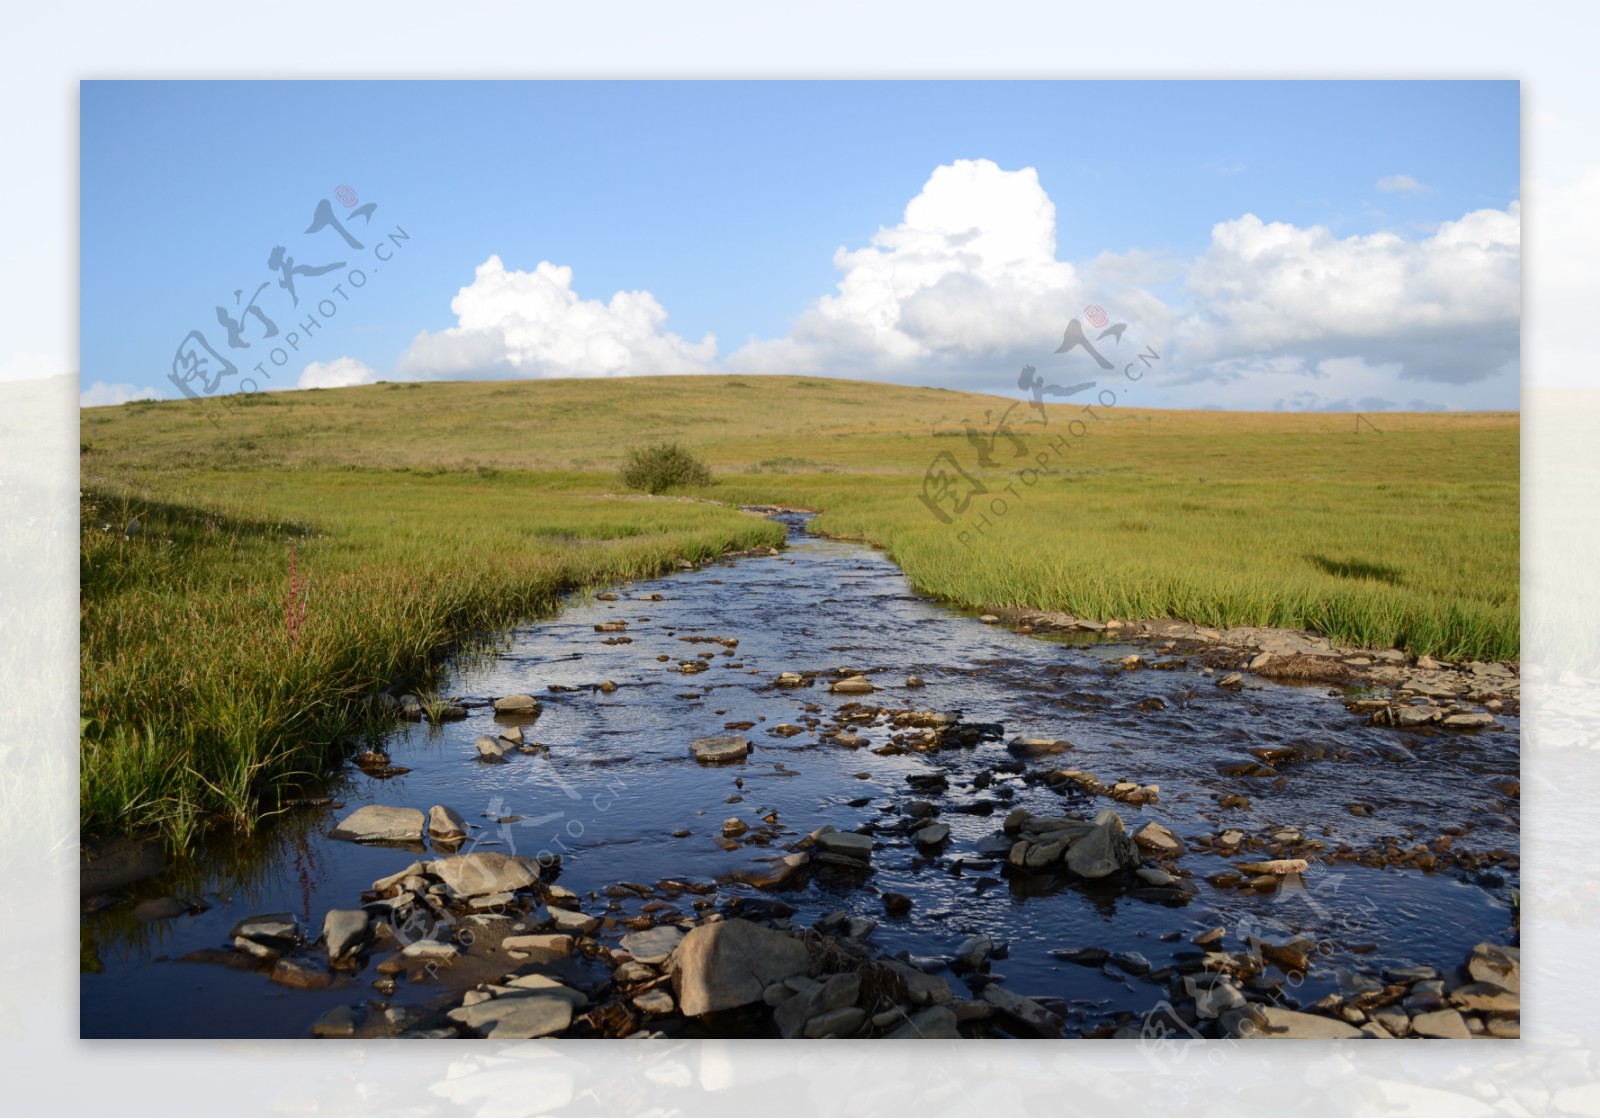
xmin=79 ymin=476 xmax=783 ymax=844
xmin=81 ymin=374 xmax=1518 ymax=843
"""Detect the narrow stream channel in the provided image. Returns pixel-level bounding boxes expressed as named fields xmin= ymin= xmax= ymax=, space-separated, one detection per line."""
xmin=81 ymin=512 xmax=1519 ymax=1038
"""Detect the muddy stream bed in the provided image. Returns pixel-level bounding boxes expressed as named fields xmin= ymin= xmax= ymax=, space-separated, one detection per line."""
xmin=81 ymin=512 xmax=1519 ymax=1039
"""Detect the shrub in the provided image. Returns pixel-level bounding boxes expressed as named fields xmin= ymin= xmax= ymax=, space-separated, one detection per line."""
xmin=619 ymin=442 xmax=714 ymax=494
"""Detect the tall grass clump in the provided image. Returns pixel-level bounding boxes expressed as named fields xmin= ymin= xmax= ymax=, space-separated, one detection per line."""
xmin=619 ymin=442 xmax=714 ymax=494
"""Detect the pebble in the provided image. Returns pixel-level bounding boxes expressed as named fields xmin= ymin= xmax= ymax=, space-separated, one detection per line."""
xmin=499 ymin=934 xmax=572 ymax=963
xmin=805 ymin=1006 xmax=867 ymax=1037
xmin=546 ymin=908 xmax=600 ymax=936
xmin=492 ymin=694 xmax=541 ymax=715
xmin=815 ymin=830 xmax=874 ymax=860
xmin=633 ymin=988 xmax=675 ymax=1015
xmin=619 ymin=925 xmax=684 ymax=965
xmin=1410 ymin=1008 xmax=1472 ymax=1039
xmin=690 ymin=735 xmax=751 ymax=764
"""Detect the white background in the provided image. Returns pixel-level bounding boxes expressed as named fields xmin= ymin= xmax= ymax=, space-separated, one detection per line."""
xmin=4 ymin=2 xmax=1596 ymax=1114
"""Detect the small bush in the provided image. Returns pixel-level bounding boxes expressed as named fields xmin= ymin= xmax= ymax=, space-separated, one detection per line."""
xmin=619 ymin=442 xmax=714 ymax=494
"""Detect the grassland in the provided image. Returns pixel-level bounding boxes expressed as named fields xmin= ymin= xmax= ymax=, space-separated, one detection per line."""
xmin=81 ymin=375 xmax=1518 ymax=843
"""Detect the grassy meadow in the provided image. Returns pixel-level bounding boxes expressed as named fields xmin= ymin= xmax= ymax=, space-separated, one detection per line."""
xmin=81 ymin=375 xmax=1519 ymax=843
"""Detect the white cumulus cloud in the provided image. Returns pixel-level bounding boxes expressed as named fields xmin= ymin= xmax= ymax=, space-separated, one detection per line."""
xmin=80 ymin=380 xmax=158 ymax=407
xmin=1173 ymin=203 xmax=1520 ymax=385
xmin=384 ymin=157 xmax=1519 ymax=410
xmin=398 ymin=256 xmax=716 ymax=379
xmin=298 ymin=356 xmax=381 ymax=389
xmin=728 ymin=158 xmax=1167 ymax=382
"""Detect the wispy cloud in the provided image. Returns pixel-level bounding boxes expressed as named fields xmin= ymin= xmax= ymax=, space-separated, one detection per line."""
xmin=1376 ymin=174 xmax=1430 ymax=193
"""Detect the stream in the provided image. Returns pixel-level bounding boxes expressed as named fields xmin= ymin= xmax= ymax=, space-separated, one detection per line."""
xmin=81 ymin=512 xmax=1520 ymax=1038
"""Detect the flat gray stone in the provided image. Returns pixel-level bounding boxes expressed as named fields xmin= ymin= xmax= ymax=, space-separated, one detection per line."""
xmin=493 ymin=694 xmax=542 ymax=715
xmin=546 ymin=907 xmax=600 ymax=936
xmin=1133 ymin=821 xmax=1183 ymax=856
xmin=690 ymin=735 xmax=750 ymax=764
xmin=1238 ymin=1006 xmax=1362 ymax=1039
xmin=632 ymin=988 xmax=675 ymax=1015
xmin=1395 ymin=705 xmax=1440 ymax=726
xmin=330 ymin=805 xmax=425 ymax=843
xmin=428 ymin=852 xmax=541 ymax=896
xmin=620 ymin=925 xmax=684 ymax=965
xmin=815 ymin=830 xmax=873 ymax=859
xmin=617 ymin=961 xmax=657 ymax=984
xmin=447 ymin=994 xmax=571 ymax=1038
xmin=1411 ymin=1008 xmax=1472 ymax=1039
xmin=230 ymin=913 xmax=300 ymax=946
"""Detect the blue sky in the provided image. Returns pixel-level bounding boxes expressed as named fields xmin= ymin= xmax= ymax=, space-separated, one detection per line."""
xmin=81 ymin=80 xmax=1520 ymax=410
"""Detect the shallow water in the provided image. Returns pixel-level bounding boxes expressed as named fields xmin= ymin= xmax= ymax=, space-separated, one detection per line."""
xmin=81 ymin=513 xmax=1519 ymax=1038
